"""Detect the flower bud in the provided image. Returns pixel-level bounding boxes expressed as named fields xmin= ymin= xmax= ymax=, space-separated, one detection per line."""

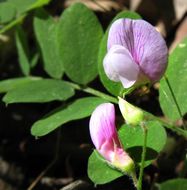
xmin=110 ymin=148 xmax=135 ymax=174
xmin=118 ymin=97 xmax=144 ymax=125
xmin=89 ymin=103 xmax=135 ymax=174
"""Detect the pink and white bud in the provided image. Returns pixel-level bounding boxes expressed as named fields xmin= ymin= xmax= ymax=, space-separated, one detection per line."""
xmin=89 ymin=103 xmax=135 ymax=173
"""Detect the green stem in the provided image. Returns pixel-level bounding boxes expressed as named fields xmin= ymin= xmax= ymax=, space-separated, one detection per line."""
xmin=154 ymin=116 xmax=187 ymax=137
xmin=0 ymin=14 xmax=26 ymax=34
xmin=131 ymin=171 xmax=138 ymax=188
xmin=67 ymin=81 xmax=187 ymax=137
xmin=67 ymin=81 xmax=118 ymax=104
xmin=137 ymin=123 xmax=148 ymax=190
xmin=164 ymin=75 xmax=186 ymax=129
xmin=145 ymin=112 xmax=187 ymax=138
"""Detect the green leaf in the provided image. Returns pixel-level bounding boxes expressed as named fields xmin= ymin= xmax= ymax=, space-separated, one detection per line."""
xmin=119 ymin=121 xmax=167 ymax=165
xmin=34 ymin=8 xmax=63 ymax=79
xmin=58 ymin=3 xmax=103 ymax=84
xmin=31 ymin=97 xmax=107 ymax=137
xmin=8 ymin=0 xmax=36 ymax=14
xmin=88 ymin=121 xmax=167 ymax=185
xmin=0 ymin=77 xmax=41 ymax=93
xmin=159 ymin=37 xmax=187 ymax=121
xmin=30 ymin=53 xmax=39 ymax=68
xmin=98 ymin=11 xmax=141 ymax=96
xmin=7 ymin=0 xmax=51 ymax=14
xmin=159 ymin=178 xmax=187 ymax=190
xmin=3 ymin=79 xmax=74 ymax=104
xmin=0 ymin=2 xmax=16 ymax=23
xmin=15 ymin=25 xmax=30 ymax=76
xmin=88 ymin=150 xmax=123 ymax=185
xmin=27 ymin=0 xmax=51 ymax=11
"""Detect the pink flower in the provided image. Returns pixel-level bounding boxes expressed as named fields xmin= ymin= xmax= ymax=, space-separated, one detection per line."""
xmin=103 ymin=18 xmax=168 ymax=88
xmin=89 ymin=103 xmax=134 ymax=172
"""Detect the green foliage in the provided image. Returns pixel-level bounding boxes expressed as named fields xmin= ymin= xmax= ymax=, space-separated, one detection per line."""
xmin=27 ymin=0 xmax=51 ymax=11
xmin=31 ymin=97 xmax=107 ymax=137
xmin=88 ymin=121 xmax=167 ymax=184
xmin=30 ymin=53 xmax=39 ymax=68
xmin=8 ymin=0 xmax=36 ymax=14
xmin=0 ymin=77 xmax=41 ymax=93
xmin=119 ymin=121 xmax=166 ymax=152
xmin=159 ymin=178 xmax=187 ymax=190
xmin=88 ymin=150 xmax=123 ymax=185
xmin=1 ymin=2 xmax=187 ymax=188
xmin=34 ymin=8 xmax=63 ymax=78
xmin=98 ymin=11 xmax=141 ymax=96
xmin=3 ymin=79 xmax=75 ymax=104
xmin=15 ymin=25 xmax=30 ymax=75
xmin=159 ymin=37 xmax=187 ymax=121
xmin=57 ymin=3 xmax=103 ymax=84
xmin=0 ymin=0 xmax=44 ymax=23
xmin=7 ymin=0 xmax=51 ymax=14
xmin=119 ymin=121 xmax=167 ymax=165
xmin=0 ymin=2 xmax=16 ymax=23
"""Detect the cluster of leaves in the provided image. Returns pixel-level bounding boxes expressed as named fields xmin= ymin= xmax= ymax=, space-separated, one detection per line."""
xmin=0 ymin=0 xmax=50 ymax=33
xmin=0 ymin=0 xmax=187 ymax=189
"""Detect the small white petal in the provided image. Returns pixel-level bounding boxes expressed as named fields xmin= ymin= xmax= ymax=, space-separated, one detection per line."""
xmin=103 ymin=45 xmax=139 ymax=88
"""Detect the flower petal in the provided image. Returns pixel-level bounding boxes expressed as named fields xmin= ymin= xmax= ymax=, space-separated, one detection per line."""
xmin=133 ymin=20 xmax=168 ymax=81
xmin=103 ymin=45 xmax=139 ymax=88
xmin=107 ymin=18 xmax=168 ymax=82
xmin=89 ymin=103 xmax=136 ymax=173
xmin=107 ymin=19 xmax=134 ymax=52
xmin=89 ymin=103 xmax=120 ymax=160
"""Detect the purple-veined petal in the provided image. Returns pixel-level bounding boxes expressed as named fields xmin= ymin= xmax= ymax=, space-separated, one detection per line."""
xmin=103 ymin=45 xmax=140 ymax=88
xmin=107 ymin=19 xmax=134 ymax=52
xmin=132 ymin=20 xmax=168 ymax=81
xmin=89 ymin=103 xmax=120 ymax=160
xmin=89 ymin=103 xmax=135 ymax=173
xmin=107 ymin=18 xmax=168 ymax=82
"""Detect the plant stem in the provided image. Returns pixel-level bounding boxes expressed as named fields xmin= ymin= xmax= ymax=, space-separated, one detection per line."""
xmin=0 ymin=14 xmax=26 ymax=34
xmin=157 ymin=118 xmax=187 ymax=137
xmin=131 ymin=171 xmax=138 ymax=189
xmin=146 ymin=112 xmax=187 ymax=138
xmin=137 ymin=123 xmax=148 ymax=190
xmin=67 ymin=81 xmax=118 ymax=104
xmin=67 ymin=81 xmax=187 ymax=138
xmin=164 ymin=75 xmax=186 ymax=129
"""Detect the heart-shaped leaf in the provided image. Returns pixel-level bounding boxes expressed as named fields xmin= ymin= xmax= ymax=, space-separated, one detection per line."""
xmin=119 ymin=121 xmax=167 ymax=165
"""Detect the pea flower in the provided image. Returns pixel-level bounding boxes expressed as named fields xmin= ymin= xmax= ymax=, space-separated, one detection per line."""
xmin=103 ymin=18 xmax=168 ymax=88
xmin=89 ymin=103 xmax=135 ymax=173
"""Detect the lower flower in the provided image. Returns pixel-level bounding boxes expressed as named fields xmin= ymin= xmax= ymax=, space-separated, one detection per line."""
xmin=89 ymin=103 xmax=135 ymax=174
